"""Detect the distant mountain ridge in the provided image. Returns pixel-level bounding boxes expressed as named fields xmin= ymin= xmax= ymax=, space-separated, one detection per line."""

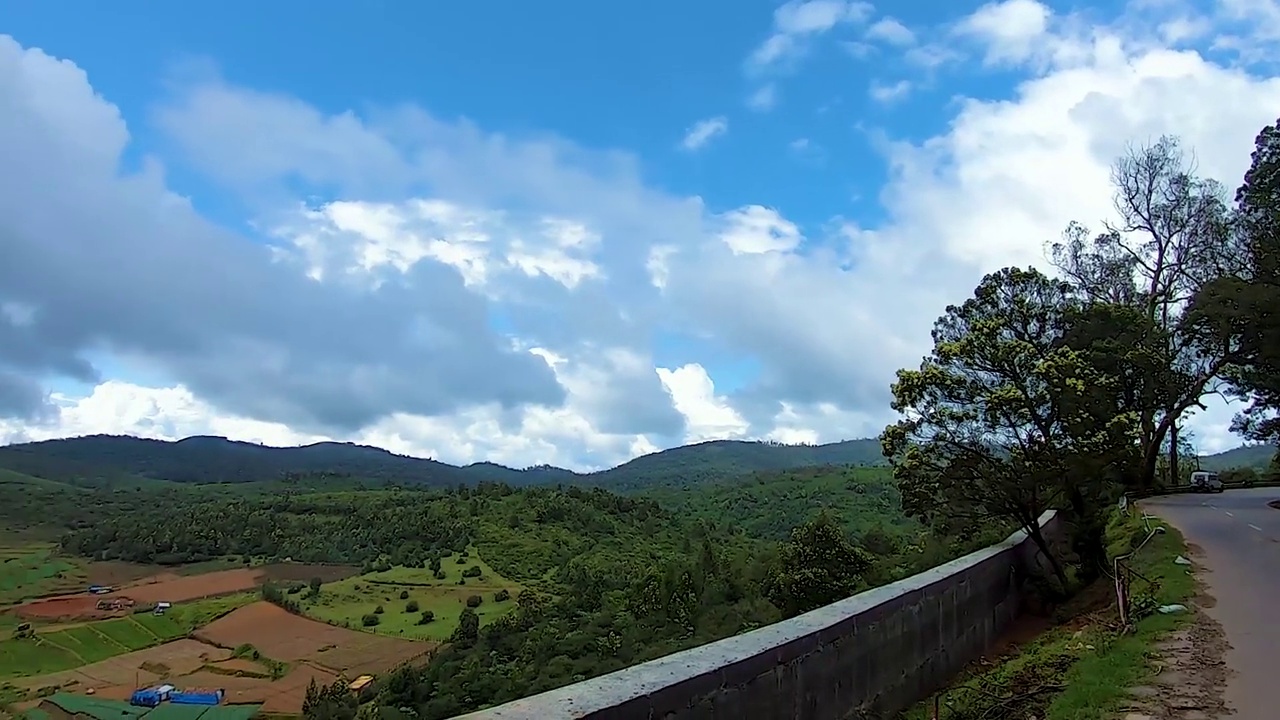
xmin=0 ymin=434 xmax=887 ymax=491
xmin=0 ymin=434 xmax=1268 ymax=492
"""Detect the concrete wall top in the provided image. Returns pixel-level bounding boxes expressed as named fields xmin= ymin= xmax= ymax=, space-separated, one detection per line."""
xmin=457 ymin=510 xmax=1058 ymax=719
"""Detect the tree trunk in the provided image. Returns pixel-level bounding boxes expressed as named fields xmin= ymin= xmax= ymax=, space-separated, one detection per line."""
xmin=1169 ymin=419 xmax=1181 ymax=487
xmin=1026 ymin=520 xmax=1069 ymax=596
xmin=1068 ymin=487 xmax=1106 ymax=583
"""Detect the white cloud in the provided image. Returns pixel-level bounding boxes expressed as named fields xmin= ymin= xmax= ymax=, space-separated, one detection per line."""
xmin=749 ymin=0 xmax=873 ymax=69
xmin=657 ymin=364 xmax=749 ymax=442
xmin=680 ymin=116 xmax=729 ymax=151
xmin=956 ymin=0 xmax=1053 ymax=66
xmin=866 ymin=17 xmax=917 ymax=46
xmin=717 ymin=206 xmax=803 ymax=254
xmin=869 ymin=79 xmax=913 ymax=103
xmin=747 ymin=84 xmax=778 ymax=111
xmin=5 ymin=0 xmax=1280 ymax=469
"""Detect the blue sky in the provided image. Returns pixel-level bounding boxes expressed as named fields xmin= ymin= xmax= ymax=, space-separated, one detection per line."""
xmin=1 ymin=0 xmax=1278 ymax=468
xmin=2 ymin=0 xmax=984 ymax=229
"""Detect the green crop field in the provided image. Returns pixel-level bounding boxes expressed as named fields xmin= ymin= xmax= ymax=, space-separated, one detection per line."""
xmin=301 ymin=548 xmax=521 ymax=642
xmin=0 ymin=543 xmax=87 ymax=606
xmin=0 ymin=593 xmax=258 ymax=681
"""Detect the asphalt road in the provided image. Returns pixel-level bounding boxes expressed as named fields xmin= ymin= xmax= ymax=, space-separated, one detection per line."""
xmin=1144 ymin=488 xmax=1280 ymax=720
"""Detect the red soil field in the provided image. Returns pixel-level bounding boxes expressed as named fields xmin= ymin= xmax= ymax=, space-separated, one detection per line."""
xmin=178 ymin=663 xmax=340 ymax=714
xmin=195 ymin=602 xmax=435 ymax=675
xmin=16 ymin=639 xmax=231 ymax=692
xmin=109 ymin=568 xmax=267 ymax=604
xmin=15 ymin=595 xmax=102 ymax=620
xmin=84 ymin=561 xmax=167 ymax=587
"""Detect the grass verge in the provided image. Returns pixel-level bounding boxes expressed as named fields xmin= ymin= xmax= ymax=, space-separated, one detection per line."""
xmin=1043 ymin=510 xmax=1194 ymax=719
xmin=903 ymin=506 xmax=1195 ymax=720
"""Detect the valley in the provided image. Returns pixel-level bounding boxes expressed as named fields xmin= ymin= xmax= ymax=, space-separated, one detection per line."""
xmin=0 ymin=434 xmax=1271 ymax=719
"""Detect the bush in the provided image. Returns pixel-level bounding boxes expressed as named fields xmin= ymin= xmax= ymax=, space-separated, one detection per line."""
xmin=361 ymin=614 xmax=380 ymax=627
xmin=457 ymin=578 xmax=466 ymax=586
xmin=462 ymin=565 xmax=482 ymax=578
xmin=399 ymin=590 xmax=409 ymax=600
xmin=494 ymin=589 xmax=511 ymax=602
xmin=405 ymin=600 xmax=419 ymax=612
xmin=416 ymin=610 xmax=435 ymax=625
xmin=455 ymin=555 xmax=467 ymax=565
xmin=465 ymin=594 xmax=482 ymax=608
xmin=434 ymin=569 xmax=446 ymax=580
xmin=374 ymin=604 xmax=385 ymax=615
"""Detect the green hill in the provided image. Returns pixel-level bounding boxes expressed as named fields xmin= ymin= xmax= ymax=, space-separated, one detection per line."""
xmin=0 ymin=435 xmax=884 ymax=492
xmin=1198 ymin=444 xmax=1276 ymax=471
xmin=638 ymin=465 xmax=914 ymax=540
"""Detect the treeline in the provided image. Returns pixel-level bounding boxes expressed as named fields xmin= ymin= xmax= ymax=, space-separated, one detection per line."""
xmin=882 ymin=123 xmax=1280 ymax=595
xmin=59 ymin=484 xmax=670 ymax=572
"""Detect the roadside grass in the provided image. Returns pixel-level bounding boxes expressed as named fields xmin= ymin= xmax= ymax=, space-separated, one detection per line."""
xmin=1045 ymin=511 xmax=1194 ymax=719
xmin=903 ymin=507 xmax=1194 ymax=720
xmin=302 ymin=548 xmax=520 ymax=641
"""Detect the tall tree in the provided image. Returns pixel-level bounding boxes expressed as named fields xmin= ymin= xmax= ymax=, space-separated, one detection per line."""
xmin=882 ymin=268 xmax=1133 ymax=589
xmin=1052 ymin=137 xmax=1236 ymax=488
xmin=764 ymin=511 xmax=872 ymax=615
xmin=1185 ymin=118 xmax=1280 ymax=443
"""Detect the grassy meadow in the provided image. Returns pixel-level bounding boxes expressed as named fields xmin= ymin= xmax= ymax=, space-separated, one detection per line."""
xmin=302 ymin=548 xmax=521 ymax=641
xmin=0 ymin=544 xmax=88 ymax=606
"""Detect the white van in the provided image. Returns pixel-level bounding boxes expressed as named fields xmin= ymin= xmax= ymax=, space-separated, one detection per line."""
xmin=1190 ymin=471 xmax=1224 ymax=493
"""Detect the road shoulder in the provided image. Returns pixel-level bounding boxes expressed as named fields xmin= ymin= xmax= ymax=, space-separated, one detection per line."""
xmin=1119 ymin=543 xmax=1232 ymax=720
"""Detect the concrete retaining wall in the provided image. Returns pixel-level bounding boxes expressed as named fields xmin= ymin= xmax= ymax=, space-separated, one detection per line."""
xmin=459 ymin=511 xmax=1062 ymax=720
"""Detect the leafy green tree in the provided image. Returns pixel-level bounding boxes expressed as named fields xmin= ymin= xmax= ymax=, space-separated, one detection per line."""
xmin=406 ymin=600 xmax=419 ymax=612
xmin=452 ymin=607 xmax=480 ymax=646
xmin=1053 ymin=137 xmax=1236 ymax=488
xmin=417 ymin=609 xmax=435 ymax=625
xmin=1187 ymin=118 xmax=1280 ymax=444
xmin=765 ymin=511 xmax=872 ymax=615
xmin=883 ymin=267 xmax=1133 ymax=589
xmin=303 ymin=678 xmax=357 ymax=720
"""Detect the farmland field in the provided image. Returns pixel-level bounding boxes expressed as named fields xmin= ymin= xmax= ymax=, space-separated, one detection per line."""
xmin=0 ymin=544 xmax=87 ymax=606
xmin=0 ymin=594 xmax=256 ymax=681
xmin=196 ymin=601 xmax=434 ymax=675
xmin=300 ymin=548 xmax=521 ymax=641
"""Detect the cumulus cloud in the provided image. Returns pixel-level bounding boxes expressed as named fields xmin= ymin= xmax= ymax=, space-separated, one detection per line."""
xmin=955 ymin=0 xmax=1053 ymax=66
xmin=869 ymin=79 xmax=913 ymax=103
xmin=4 ymin=0 xmax=1280 ymax=468
xmin=748 ymin=0 xmax=873 ymax=70
xmin=866 ymin=17 xmax=917 ymax=46
xmin=680 ymin=116 xmax=729 ymax=151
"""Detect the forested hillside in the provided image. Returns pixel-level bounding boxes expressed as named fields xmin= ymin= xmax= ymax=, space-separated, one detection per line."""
xmin=0 ymin=434 xmax=885 ymax=491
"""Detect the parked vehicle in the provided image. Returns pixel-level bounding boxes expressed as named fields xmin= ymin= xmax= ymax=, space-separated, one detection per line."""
xmin=1190 ymin=471 xmax=1224 ymax=493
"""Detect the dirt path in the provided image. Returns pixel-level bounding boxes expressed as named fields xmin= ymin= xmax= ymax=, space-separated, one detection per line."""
xmin=1121 ymin=546 xmax=1232 ymax=720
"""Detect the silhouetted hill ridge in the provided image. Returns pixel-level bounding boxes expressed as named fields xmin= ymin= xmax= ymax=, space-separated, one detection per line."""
xmin=0 ymin=434 xmax=885 ymax=490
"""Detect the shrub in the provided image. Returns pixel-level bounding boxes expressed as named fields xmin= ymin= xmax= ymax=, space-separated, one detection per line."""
xmin=405 ymin=600 xmax=419 ymax=612
xmin=399 ymin=590 xmax=409 ymax=600
xmin=416 ymin=610 xmax=435 ymax=625
xmin=462 ymin=565 xmax=482 ymax=578
xmin=455 ymin=556 xmax=467 ymax=565
xmin=374 ymin=604 xmax=385 ymax=614
xmin=457 ymin=578 xmax=466 ymax=586
xmin=465 ymin=594 xmax=482 ymax=608
xmin=434 ymin=569 xmax=446 ymax=580
xmin=361 ymin=614 xmax=380 ymax=627
xmin=494 ymin=589 xmax=511 ymax=602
